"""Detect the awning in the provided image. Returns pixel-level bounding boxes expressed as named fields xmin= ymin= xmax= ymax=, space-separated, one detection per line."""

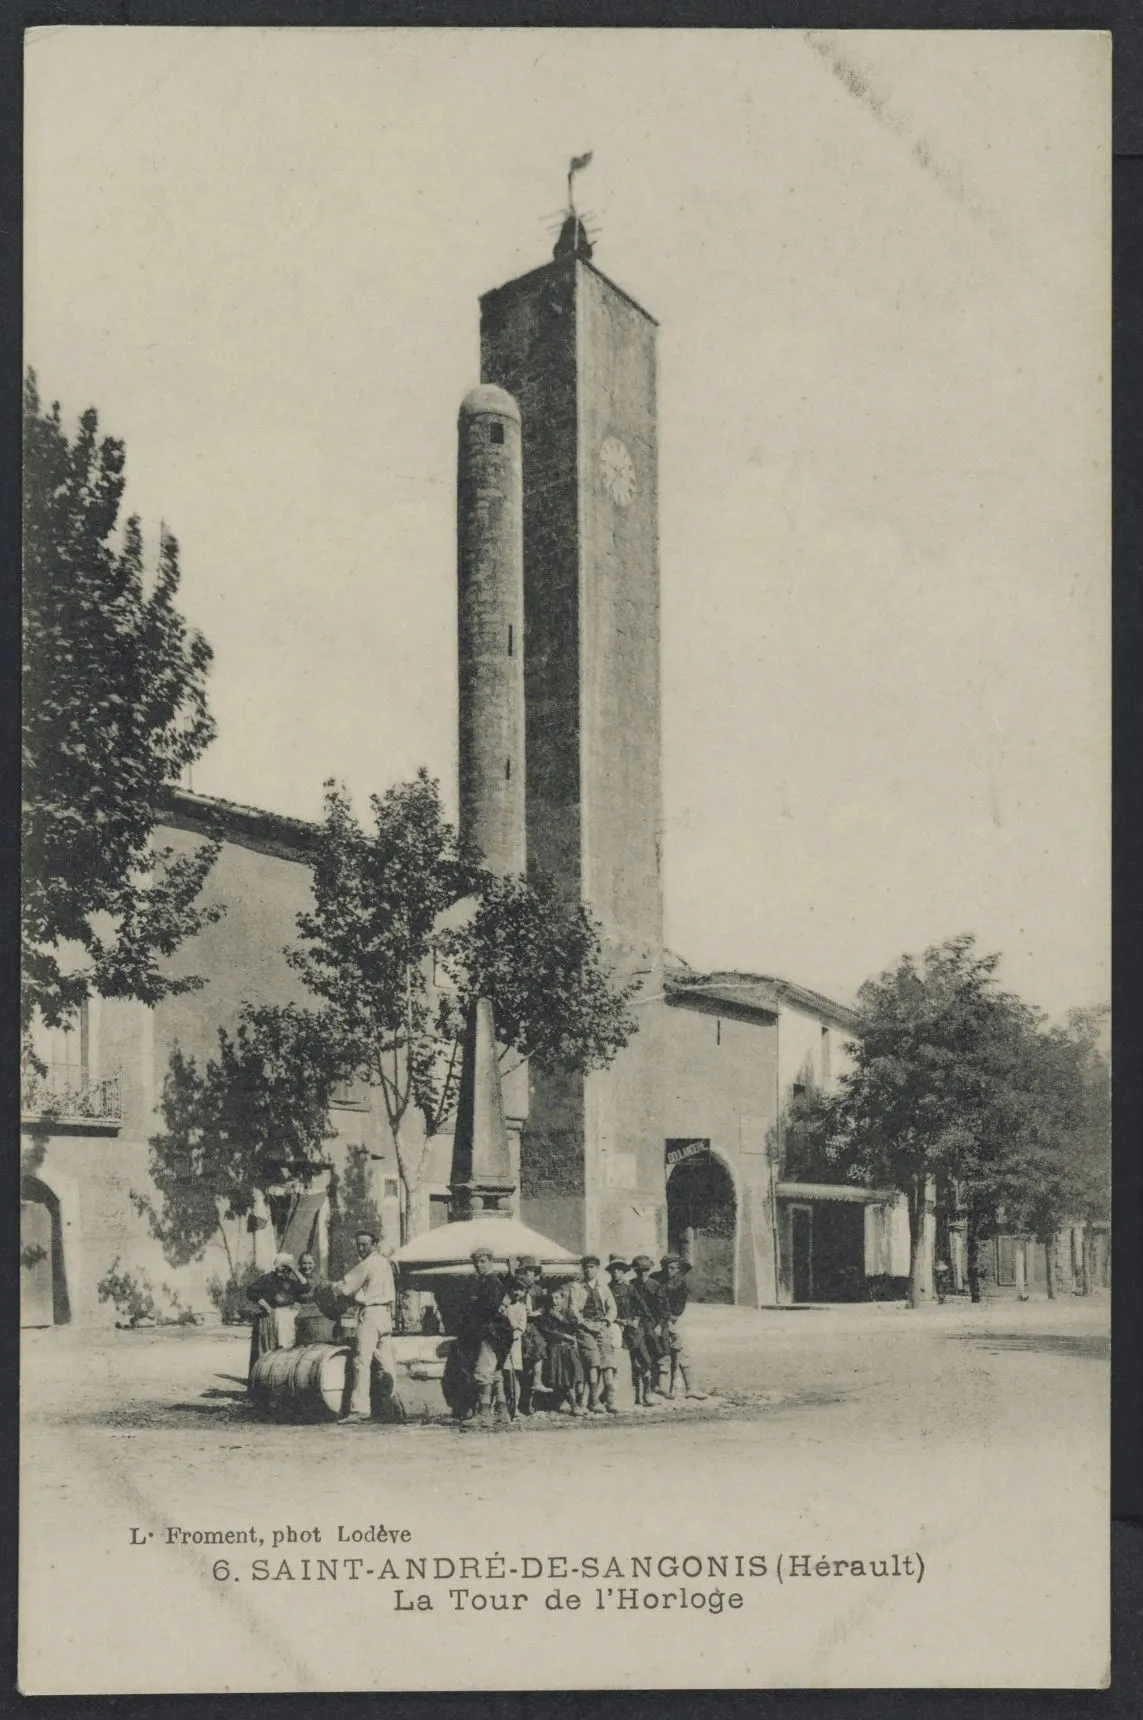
xmin=280 ymin=1191 xmax=328 ymax=1258
xmin=391 ymin=1215 xmax=580 ymax=1281
xmin=776 ymin=1182 xmax=901 ymax=1205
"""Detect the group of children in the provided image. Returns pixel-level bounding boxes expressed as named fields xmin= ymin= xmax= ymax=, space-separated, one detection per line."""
xmin=446 ymin=1247 xmax=707 ymax=1428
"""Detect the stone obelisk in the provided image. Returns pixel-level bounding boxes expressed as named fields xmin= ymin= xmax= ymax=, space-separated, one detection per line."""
xmin=449 ymin=997 xmax=516 ymax=1219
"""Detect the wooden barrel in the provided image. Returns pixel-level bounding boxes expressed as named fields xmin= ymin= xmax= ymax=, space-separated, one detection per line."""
xmin=250 ymin=1343 xmax=349 ymax=1421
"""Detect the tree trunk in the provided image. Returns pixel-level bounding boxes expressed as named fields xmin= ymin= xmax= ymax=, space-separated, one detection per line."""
xmin=1079 ymin=1222 xmax=1091 ymax=1296
xmin=214 ymin=1214 xmax=237 ymax=1281
xmin=248 ymin=1186 xmax=275 ymax=1272
xmin=1044 ymin=1233 xmax=1056 ymax=1299
xmin=907 ymin=1178 xmax=927 ymax=1309
xmin=965 ymin=1205 xmax=982 ymax=1304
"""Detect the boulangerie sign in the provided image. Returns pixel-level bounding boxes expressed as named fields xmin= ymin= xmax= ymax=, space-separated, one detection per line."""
xmin=665 ymin=1140 xmax=710 ymax=1167
xmin=20 ymin=26 xmax=1110 ymax=1694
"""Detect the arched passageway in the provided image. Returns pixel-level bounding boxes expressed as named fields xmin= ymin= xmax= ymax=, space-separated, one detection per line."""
xmin=21 ymin=1177 xmax=70 ymax=1326
xmin=666 ymin=1151 xmax=737 ymax=1303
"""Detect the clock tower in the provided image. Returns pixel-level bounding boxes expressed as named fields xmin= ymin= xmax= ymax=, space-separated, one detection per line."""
xmin=478 ymin=216 xmax=666 ymax=1254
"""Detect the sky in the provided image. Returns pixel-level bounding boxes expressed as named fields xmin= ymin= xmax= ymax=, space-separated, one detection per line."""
xmin=24 ymin=28 xmax=1110 ymax=1019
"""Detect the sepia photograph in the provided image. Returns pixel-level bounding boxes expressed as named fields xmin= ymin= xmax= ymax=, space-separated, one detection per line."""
xmin=20 ymin=26 xmax=1110 ymax=1693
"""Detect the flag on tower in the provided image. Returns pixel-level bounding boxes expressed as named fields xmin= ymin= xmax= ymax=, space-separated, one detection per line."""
xmin=569 ymin=151 xmax=593 ymax=174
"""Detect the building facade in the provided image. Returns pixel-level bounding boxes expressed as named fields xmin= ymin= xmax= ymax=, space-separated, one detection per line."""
xmin=20 ymin=793 xmax=423 ymax=1327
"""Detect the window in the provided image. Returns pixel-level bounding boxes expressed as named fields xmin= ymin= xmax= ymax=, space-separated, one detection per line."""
xmin=507 ymin=624 xmax=514 ymax=657
xmin=505 ymin=757 xmax=511 ymax=779
xmin=331 ymin=1077 xmax=369 ymax=1111
xmin=792 ymin=1082 xmax=807 ymax=1100
xmin=820 ymin=1026 xmax=832 ymax=1085
xmin=489 ymin=421 xmax=504 ymax=444
xmin=30 ymin=1000 xmax=89 ymax=1078
xmin=22 ymin=1000 xmax=122 ymax=1125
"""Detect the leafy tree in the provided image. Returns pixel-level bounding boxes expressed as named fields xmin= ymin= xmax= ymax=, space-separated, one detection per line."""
xmin=436 ymin=871 xmax=639 ymax=1077
xmin=287 ymin=774 xmax=639 ymax=1239
xmin=22 ymin=370 xmax=220 ymax=1041
xmin=823 ymin=938 xmax=1109 ymax=1307
xmin=832 ymin=936 xmax=1024 ymax=1307
xmin=979 ymin=1007 xmax=1110 ymax=1296
xmin=137 ymin=1004 xmax=343 ymax=1271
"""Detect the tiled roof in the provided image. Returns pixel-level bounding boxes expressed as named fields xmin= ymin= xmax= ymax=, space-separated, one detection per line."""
xmin=156 ymin=787 xmax=320 ymax=864
xmin=664 ymin=966 xmax=858 ymax=1032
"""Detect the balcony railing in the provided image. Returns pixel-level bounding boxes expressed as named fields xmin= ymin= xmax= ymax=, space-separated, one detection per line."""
xmin=21 ymin=1061 xmax=123 ymax=1125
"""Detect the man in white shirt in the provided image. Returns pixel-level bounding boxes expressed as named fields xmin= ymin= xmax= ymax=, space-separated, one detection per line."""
xmin=333 ymin=1229 xmax=397 ymax=1422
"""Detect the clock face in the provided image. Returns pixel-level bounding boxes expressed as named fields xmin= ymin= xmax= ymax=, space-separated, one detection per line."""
xmin=599 ymin=436 xmax=636 ymax=507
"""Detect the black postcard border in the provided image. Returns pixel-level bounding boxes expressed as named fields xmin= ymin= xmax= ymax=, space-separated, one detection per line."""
xmin=0 ymin=3 xmax=1138 ymax=1715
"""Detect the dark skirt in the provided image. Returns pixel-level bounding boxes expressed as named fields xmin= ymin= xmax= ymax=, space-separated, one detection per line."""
xmin=248 ymin=1310 xmax=275 ymax=1380
xmin=545 ymin=1334 xmax=584 ymax=1392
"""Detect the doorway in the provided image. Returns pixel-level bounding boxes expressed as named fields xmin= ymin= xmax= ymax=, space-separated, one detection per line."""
xmin=21 ymin=1178 xmax=69 ymax=1326
xmin=666 ymin=1150 xmax=737 ymax=1303
xmin=786 ymin=1200 xmax=868 ymax=1302
xmin=789 ymin=1204 xmax=813 ymax=1302
xmin=812 ymin=1202 xmax=866 ymax=1300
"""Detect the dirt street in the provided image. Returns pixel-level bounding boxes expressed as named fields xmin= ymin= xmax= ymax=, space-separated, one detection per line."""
xmin=20 ymin=1296 xmax=1109 ymax=1693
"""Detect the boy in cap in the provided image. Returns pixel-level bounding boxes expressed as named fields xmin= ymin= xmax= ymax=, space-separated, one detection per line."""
xmin=655 ymin=1254 xmax=707 ymax=1399
xmin=500 ymin=1275 xmax=530 ymax=1420
xmin=606 ymin=1255 xmax=640 ymax=1410
xmin=628 ymin=1255 xmax=669 ymax=1405
xmin=513 ymin=1256 xmax=548 ymax=1416
xmin=569 ymin=1255 xmax=619 ymax=1413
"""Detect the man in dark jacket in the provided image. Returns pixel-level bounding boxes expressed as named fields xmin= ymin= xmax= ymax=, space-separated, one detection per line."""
xmin=629 ymin=1255 xmax=670 ymax=1403
xmin=455 ymin=1246 xmax=512 ymax=1429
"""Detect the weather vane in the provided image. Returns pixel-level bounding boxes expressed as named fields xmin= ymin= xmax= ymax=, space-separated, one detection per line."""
xmin=567 ymin=151 xmax=593 ymax=215
xmin=543 ymin=153 xmax=600 ymax=258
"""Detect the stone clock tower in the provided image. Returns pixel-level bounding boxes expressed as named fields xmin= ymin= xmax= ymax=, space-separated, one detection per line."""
xmin=477 ymin=216 xmax=666 ymax=1254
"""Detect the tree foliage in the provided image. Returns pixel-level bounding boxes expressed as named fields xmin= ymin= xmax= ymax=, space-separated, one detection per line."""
xmin=139 ymin=1004 xmax=344 ymax=1268
xmin=436 ymin=870 xmax=639 ymax=1076
xmin=826 ymin=938 xmax=1034 ymax=1304
xmin=813 ymin=936 xmax=1109 ymax=1306
xmin=287 ymin=773 xmax=639 ymax=1236
xmin=978 ymin=1008 xmax=1110 ymax=1243
xmin=22 ymin=370 xmax=220 ymax=1035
